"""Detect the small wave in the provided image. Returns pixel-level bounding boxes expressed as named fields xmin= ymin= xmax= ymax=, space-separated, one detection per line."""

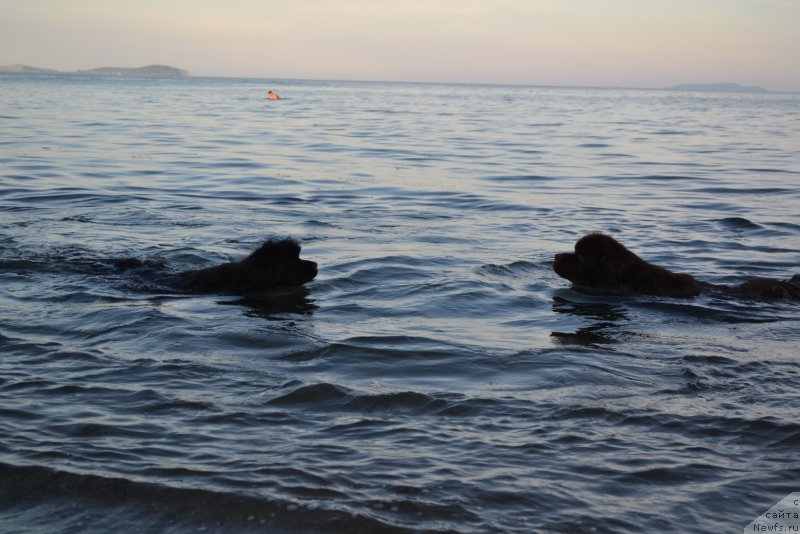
xmin=477 ymin=260 xmax=539 ymax=277
xmin=0 ymin=462 xmax=408 ymax=534
xmin=547 ymin=405 xmax=626 ymax=424
xmin=692 ymin=186 xmax=793 ymax=195
xmin=653 ymin=129 xmax=689 ymax=135
xmin=599 ymin=152 xmax=635 ymax=158
xmin=614 ymin=462 xmax=720 ymax=484
xmin=268 ymin=382 xmax=482 ymax=417
xmin=717 ymin=216 xmax=763 ymax=230
xmin=204 ymin=158 xmax=268 ymax=169
xmin=4 ymin=190 xmax=148 ymax=206
xmin=484 ymin=174 xmax=554 ymax=183
xmin=268 ymin=382 xmax=350 ymax=406
xmin=744 ymin=167 xmax=800 ymax=175
xmin=680 ymin=354 xmax=737 ymax=365
xmin=346 ymin=391 xmax=451 ymax=414
xmin=637 ymin=174 xmax=706 ymax=181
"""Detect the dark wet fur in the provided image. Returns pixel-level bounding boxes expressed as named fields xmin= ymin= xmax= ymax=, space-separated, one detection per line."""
xmin=554 ymin=233 xmax=799 ymax=300
xmin=115 ymin=239 xmax=317 ymax=294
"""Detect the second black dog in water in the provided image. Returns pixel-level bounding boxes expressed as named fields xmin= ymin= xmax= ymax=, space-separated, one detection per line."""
xmin=554 ymin=233 xmax=800 ymax=300
xmin=116 ymin=238 xmax=317 ymax=294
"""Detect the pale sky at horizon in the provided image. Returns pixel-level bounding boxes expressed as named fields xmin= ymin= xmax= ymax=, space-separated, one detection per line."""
xmin=1 ymin=0 xmax=798 ymax=91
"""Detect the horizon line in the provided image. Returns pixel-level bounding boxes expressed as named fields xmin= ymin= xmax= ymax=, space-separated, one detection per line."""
xmin=4 ymin=65 xmax=796 ymax=94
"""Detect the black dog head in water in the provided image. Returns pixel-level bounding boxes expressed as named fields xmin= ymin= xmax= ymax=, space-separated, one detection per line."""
xmin=553 ymin=233 xmax=701 ymax=297
xmin=180 ymin=239 xmax=317 ymax=293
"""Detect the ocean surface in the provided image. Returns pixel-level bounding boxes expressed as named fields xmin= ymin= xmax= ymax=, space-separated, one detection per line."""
xmin=1 ymin=74 xmax=798 ymax=533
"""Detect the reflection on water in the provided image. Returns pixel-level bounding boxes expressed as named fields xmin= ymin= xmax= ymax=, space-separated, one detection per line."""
xmin=550 ymin=294 xmax=630 ymax=345
xmin=222 ymin=288 xmax=318 ymax=319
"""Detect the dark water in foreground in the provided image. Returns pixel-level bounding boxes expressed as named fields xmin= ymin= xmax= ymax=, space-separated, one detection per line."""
xmin=1 ymin=75 xmax=799 ymax=533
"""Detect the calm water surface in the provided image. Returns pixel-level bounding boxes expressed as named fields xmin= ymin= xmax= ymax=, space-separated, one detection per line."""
xmin=1 ymin=75 xmax=799 ymax=533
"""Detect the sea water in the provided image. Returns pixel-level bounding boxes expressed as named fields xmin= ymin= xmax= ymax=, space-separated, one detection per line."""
xmin=0 ymin=74 xmax=798 ymax=533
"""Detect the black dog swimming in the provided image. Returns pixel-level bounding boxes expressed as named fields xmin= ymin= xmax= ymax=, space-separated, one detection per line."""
xmin=114 ymin=238 xmax=317 ymax=294
xmin=554 ymin=233 xmax=800 ymax=300
xmin=181 ymin=239 xmax=317 ymax=293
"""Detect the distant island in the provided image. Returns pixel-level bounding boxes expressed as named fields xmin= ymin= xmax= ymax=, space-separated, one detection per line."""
xmin=0 ymin=64 xmax=60 ymax=74
xmin=668 ymin=82 xmax=767 ymax=93
xmin=0 ymin=64 xmax=190 ymax=78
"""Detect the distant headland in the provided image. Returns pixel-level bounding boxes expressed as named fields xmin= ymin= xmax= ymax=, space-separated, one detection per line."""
xmin=0 ymin=64 xmax=190 ymax=78
xmin=667 ymin=82 xmax=767 ymax=93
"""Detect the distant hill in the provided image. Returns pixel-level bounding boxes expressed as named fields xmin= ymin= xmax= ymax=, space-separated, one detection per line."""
xmin=668 ymin=82 xmax=767 ymax=93
xmin=0 ymin=64 xmax=190 ymax=78
xmin=0 ymin=64 xmax=60 ymax=74
xmin=77 ymin=65 xmax=190 ymax=77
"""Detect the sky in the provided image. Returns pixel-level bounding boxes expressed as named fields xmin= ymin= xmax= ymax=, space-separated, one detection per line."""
xmin=1 ymin=0 xmax=798 ymax=91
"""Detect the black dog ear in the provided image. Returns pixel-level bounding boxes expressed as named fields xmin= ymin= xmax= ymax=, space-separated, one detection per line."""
xmin=574 ymin=233 xmax=611 ymax=265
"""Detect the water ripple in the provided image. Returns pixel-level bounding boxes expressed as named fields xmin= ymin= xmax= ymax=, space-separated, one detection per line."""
xmin=1 ymin=75 xmax=798 ymax=534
